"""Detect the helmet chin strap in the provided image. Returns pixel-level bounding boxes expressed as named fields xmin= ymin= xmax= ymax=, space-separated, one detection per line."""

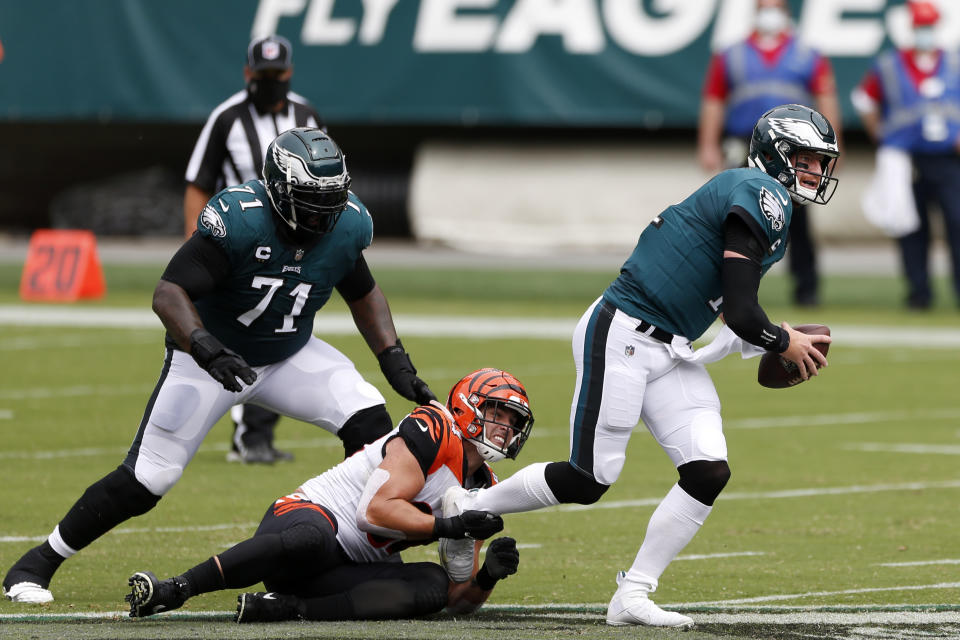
xmin=471 ymin=438 xmax=506 ymax=463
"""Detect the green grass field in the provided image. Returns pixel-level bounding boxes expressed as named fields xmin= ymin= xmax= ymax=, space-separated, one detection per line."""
xmin=1 ymin=260 xmax=959 ymax=639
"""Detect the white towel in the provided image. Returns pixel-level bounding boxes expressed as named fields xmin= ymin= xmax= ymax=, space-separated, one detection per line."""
xmin=861 ymin=146 xmax=920 ymax=238
xmin=667 ymin=325 xmax=765 ymax=364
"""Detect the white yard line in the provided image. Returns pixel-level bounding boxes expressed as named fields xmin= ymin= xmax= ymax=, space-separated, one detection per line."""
xmin=0 ymin=437 xmax=341 ymax=461
xmin=675 ymin=551 xmax=766 ymax=561
xmin=549 ymin=479 xmax=960 ymax=512
xmin=3 ymin=603 xmax=960 ymax=624
xmin=0 ymin=383 xmax=154 ymax=400
xmin=845 ymin=443 xmax=960 ymax=455
xmin=4 ymin=480 xmax=959 ymax=542
xmin=3 ymin=305 xmax=960 ymax=347
xmin=670 ymin=610 xmax=960 ymax=624
xmin=878 ymin=558 xmax=960 ymax=567
xmin=683 ymin=581 xmax=960 ymax=606
xmin=727 ymin=408 xmax=960 ymax=429
xmin=0 ymin=521 xmax=260 ymax=544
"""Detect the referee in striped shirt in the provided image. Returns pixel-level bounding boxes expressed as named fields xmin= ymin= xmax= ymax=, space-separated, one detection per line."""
xmin=183 ymin=34 xmax=324 ymax=465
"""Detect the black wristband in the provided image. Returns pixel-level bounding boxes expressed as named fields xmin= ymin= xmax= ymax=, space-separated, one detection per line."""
xmin=432 ymin=516 xmax=463 ymax=540
xmin=772 ymin=326 xmax=790 ymax=353
xmin=377 ymin=340 xmax=412 ymax=368
xmin=189 ymin=328 xmax=225 ymax=369
xmin=474 ymin=565 xmax=497 ymax=591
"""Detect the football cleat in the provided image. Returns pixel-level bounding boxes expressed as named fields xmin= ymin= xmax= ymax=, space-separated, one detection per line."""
xmin=438 ymin=486 xmax=478 ymax=583
xmin=606 ymin=571 xmax=694 ymax=628
xmin=126 ymin=571 xmax=190 ymax=618
xmin=227 ymin=428 xmax=294 ymax=464
xmin=235 ymin=592 xmax=299 ymax=623
xmin=3 ymin=581 xmax=53 ymax=604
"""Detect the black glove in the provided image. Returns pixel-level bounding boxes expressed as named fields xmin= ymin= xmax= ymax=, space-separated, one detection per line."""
xmin=432 ymin=510 xmax=504 ymax=540
xmin=377 ymin=340 xmax=437 ymax=405
xmin=474 ymin=537 xmax=519 ymax=590
xmin=189 ymin=328 xmax=257 ymax=393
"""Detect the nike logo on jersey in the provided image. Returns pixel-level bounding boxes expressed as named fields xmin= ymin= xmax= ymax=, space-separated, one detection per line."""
xmin=775 ymin=190 xmax=789 ymax=207
xmin=414 ymin=418 xmax=429 ymax=433
xmin=218 ymin=198 xmax=229 ymax=212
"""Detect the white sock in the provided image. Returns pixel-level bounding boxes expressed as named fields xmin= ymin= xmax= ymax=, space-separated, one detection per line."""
xmin=471 ymin=462 xmax=559 ymax=514
xmin=623 ymin=483 xmax=712 ymax=592
xmin=48 ymin=525 xmax=78 ymax=559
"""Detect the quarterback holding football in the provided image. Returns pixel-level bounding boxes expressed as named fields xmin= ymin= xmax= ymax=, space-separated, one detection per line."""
xmin=438 ymin=104 xmax=836 ymax=628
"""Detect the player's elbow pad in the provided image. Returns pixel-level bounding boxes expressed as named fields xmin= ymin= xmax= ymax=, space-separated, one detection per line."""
xmin=356 ymin=467 xmax=407 ymax=539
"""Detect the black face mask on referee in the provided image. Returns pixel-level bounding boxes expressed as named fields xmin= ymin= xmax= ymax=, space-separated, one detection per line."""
xmin=247 ymin=75 xmax=290 ymax=113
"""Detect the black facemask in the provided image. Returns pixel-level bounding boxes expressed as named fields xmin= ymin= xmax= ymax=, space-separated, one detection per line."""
xmin=247 ymin=77 xmax=290 ymax=113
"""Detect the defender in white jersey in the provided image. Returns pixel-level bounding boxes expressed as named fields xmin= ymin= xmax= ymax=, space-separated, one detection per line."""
xmin=124 ymin=369 xmax=534 ymax=623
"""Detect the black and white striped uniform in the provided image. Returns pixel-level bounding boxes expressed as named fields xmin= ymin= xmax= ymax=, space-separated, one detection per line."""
xmin=185 ymin=90 xmax=325 ymax=193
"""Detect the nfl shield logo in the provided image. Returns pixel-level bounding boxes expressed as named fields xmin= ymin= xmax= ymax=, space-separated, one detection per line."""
xmin=294 ymin=248 xmax=304 ymax=261
xmin=625 ymin=345 xmax=635 ymax=357
xmin=263 ymin=41 xmax=281 ymax=60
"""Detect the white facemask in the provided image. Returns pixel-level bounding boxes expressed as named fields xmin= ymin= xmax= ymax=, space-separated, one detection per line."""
xmin=756 ymin=7 xmax=789 ymax=35
xmin=914 ymin=27 xmax=937 ymax=52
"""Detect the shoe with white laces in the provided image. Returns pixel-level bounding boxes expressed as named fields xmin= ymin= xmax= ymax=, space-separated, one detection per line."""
xmin=3 ymin=581 xmax=53 ymax=604
xmin=438 ymin=486 xmax=478 ymax=583
xmin=605 ymin=571 xmax=694 ymax=628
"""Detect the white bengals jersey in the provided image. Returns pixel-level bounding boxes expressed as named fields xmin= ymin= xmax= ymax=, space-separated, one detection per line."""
xmin=298 ymin=403 xmax=496 ymax=563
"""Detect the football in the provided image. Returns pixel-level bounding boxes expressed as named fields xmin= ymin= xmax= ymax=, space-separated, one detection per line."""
xmin=757 ymin=324 xmax=831 ymax=389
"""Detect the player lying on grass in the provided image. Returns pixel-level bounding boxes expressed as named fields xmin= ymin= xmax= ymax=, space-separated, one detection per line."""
xmin=125 ymin=369 xmax=532 ymax=622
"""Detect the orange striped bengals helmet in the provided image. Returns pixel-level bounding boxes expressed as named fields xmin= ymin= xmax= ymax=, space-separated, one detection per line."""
xmin=446 ymin=368 xmax=533 ymax=463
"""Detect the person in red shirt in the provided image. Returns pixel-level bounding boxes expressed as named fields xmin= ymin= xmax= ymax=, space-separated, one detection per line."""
xmin=698 ymin=0 xmax=842 ymax=307
xmin=852 ymin=0 xmax=960 ymax=310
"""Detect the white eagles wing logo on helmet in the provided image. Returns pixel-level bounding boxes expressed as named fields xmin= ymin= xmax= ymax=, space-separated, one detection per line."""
xmin=199 ymin=205 xmax=227 ymax=237
xmin=759 ymin=187 xmax=785 ymax=232
xmin=273 ymin=145 xmax=349 ymax=188
xmin=766 ymin=118 xmax=839 ymax=154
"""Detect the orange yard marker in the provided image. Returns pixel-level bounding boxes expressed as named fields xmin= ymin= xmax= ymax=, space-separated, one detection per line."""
xmin=19 ymin=229 xmax=106 ymax=302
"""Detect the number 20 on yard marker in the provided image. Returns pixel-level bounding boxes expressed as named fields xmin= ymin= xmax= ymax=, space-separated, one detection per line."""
xmin=19 ymin=229 xmax=106 ymax=302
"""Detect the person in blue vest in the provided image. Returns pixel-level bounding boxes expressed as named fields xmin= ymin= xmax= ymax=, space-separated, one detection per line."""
xmin=2 ymin=128 xmax=436 ymax=605
xmin=698 ymin=0 xmax=842 ymax=307
xmin=440 ymin=104 xmax=837 ymax=628
xmin=852 ymin=0 xmax=960 ymax=310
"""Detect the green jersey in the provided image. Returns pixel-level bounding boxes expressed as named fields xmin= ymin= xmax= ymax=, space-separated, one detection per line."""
xmin=194 ymin=180 xmax=373 ymax=366
xmin=603 ymin=168 xmax=791 ymax=341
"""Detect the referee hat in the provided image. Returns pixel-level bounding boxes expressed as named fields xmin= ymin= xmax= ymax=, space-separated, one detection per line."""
xmin=247 ymin=35 xmax=293 ymax=72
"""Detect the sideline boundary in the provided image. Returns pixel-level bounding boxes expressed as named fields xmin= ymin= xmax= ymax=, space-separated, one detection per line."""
xmin=3 ymin=603 xmax=959 ymax=624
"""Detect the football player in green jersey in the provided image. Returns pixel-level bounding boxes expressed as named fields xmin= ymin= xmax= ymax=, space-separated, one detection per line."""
xmin=3 ymin=129 xmax=436 ymax=605
xmin=439 ymin=105 xmax=837 ymax=628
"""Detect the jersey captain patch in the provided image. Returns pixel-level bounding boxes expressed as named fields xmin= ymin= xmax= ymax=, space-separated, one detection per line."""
xmin=758 ymin=186 xmax=785 ymax=232
xmin=199 ymin=206 xmax=227 ymax=237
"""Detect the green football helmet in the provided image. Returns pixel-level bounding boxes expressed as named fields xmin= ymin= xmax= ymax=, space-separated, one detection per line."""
xmin=262 ymin=128 xmax=351 ymax=239
xmin=748 ymin=104 xmax=839 ymax=205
